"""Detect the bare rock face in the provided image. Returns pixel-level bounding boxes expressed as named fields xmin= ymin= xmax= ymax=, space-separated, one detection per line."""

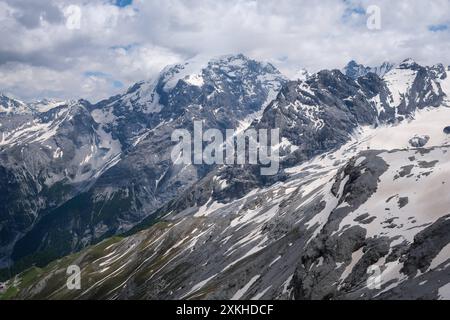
xmin=409 ymin=135 xmax=430 ymax=148
xmin=343 ymin=60 xmax=394 ymax=79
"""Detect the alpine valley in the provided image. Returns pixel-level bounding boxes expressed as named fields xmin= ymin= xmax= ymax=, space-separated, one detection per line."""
xmin=0 ymin=54 xmax=450 ymax=300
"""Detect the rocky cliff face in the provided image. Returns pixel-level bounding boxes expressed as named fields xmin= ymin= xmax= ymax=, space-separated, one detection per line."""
xmin=0 ymin=99 xmax=117 ymax=268
xmin=256 ymin=59 xmax=447 ymax=167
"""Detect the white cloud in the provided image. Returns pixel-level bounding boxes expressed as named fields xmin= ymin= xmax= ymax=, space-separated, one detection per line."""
xmin=1 ymin=0 xmax=450 ymax=102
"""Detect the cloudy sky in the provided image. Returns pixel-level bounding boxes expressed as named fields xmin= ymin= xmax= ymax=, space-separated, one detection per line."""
xmin=1 ymin=0 xmax=450 ymax=102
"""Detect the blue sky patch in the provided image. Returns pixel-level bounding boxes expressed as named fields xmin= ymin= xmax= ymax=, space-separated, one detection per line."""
xmin=109 ymin=43 xmax=139 ymax=52
xmin=112 ymin=80 xmax=124 ymax=88
xmin=342 ymin=4 xmax=366 ymax=24
xmin=84 ymin=71 xmax=123 ymax=89
xmin=112 ymin=0 xmax=133 ymax=8
xmin=428 ymin=24 xmax=448 ymax=32
xmin=84 ymin=71 xmax=109 ymax=78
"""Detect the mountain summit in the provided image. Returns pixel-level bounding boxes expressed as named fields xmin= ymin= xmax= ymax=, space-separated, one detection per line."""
xmin=343 ymin=60 xmax=395 ymax=79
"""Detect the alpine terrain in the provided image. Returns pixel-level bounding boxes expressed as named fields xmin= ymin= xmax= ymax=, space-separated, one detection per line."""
xmin=0 ymin=55 xmax=449 ymax=300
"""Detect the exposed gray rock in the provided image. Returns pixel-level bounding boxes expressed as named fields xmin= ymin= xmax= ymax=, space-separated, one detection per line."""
xmin=292 ymin=151 xmax=389 ymax=300
xmin=398 ymin=197 xmax=409 ymax=209
xmin=401 ymin=214 xmax=450 ymax=277
xmin=343 ymin=60 xmax=394 ymax=79
xmin=409 ymin=135 xmax=430 ymax=148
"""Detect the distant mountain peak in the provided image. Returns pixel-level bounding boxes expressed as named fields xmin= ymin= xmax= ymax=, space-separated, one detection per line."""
xmin=293 ymin=68 xmax=311 ymax=81
xmin=343 ymin=60 xmax=370 ymax=79
xmin=159 ymin=54 xmax=259 ymax=92
xmin=398 ymin=58 xmax=421 ymax=70
xmin=211 ymin=53 xmax=249 ymax=63
xmin=346 ymin=60 xmax=359 ymax=67
xmin=343 ymin=60 xmax=394 ymax=79
xmin=114 ymin=53 xmax=287 ymax=116
xmin=400 ymin=57 xmax=417 ymax=65
xmin=0 ymin=93 xmax=29 ymax=114
xmin=29 ymin=98 xmax=72 ymax=113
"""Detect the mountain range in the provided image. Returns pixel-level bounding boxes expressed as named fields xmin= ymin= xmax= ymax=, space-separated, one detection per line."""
xmin=0 ymin=54 xmax=449 ymax=300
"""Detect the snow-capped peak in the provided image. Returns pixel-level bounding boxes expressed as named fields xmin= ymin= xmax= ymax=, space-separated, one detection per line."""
xmin=160 ymin=57 xmax=208 ymax=91
xmin=343 ymin=60 xmax=394 ymax=79
xmin=371 ymin=61 xmax=396 ymax=77
xmin=0 ymin=93 xmax=25 ymax=104
xmin=159 ymin=54 xmax=252 ymax=91
xmin=159 ymin=54 xmax=285 ymax=92
xmin=29 ymin=99 xmax=70 ymax=113
xmin=293 ymin=68 xmax=311 ymax=81
xmin=399 ymin=58 xmax=419 ymax=68
xmin=0 ymin=93 xmax=30 ymax=114
xmin=0 ymin=94 xmax=74 ymax=115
